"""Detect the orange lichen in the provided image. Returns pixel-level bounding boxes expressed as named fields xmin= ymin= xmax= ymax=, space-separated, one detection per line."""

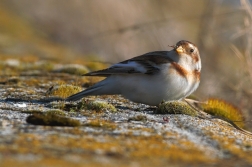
xmin=203 ymin=98 xmax=245 ymax=128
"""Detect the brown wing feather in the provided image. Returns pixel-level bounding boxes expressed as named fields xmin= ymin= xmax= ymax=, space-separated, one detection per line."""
xmin=83 ymin=67 xmax=141 ymax=76
xmin=127 ymin=51 xmax=172 ymax=64
xmin=84 ymin=51 xmax=172 ymax=76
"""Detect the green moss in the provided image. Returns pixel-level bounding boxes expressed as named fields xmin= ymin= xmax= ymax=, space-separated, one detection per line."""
xmin=50 ymin=101 xmax=66 ymax=110
xmin=128 ymin=115 xmax=148 ymax=122
xmin=203 ymin=98 xmax=245 ymax=128
xmin=63 ymin=100 xmax=117 ymax=113
xmin=84 ymin=100 xmax=117 ymax=113
xmin=26 ymin=113 xmax=80 ymax=127
xmin=155 ymin=101 xmax=197 ymax=116
xmin=47 ymin=84 xmax=83 ymax=98
xmin=54 ymin=64 xmax=89 ymax=75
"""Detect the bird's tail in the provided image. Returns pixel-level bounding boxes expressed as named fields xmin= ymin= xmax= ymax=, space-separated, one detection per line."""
xmin=65 ymin=77 xmax=119 ymax=101
xmin=65 ymin=85 xmax=104 ymax=101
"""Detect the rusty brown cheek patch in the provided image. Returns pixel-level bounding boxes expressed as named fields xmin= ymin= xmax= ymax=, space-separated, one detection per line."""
xmin=194 ymin=70 xmax=201 ymax=81
xmin=170 ymin=63 xmax=201 ymax=82
xmin=192 ymin=53 xmax=199 ymax=63
xmin=170 ymin=62 xmax=188 ymax=77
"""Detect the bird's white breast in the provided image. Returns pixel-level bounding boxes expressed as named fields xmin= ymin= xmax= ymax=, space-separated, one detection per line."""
xmin=110 ymin=64 xmax=196 ymax=105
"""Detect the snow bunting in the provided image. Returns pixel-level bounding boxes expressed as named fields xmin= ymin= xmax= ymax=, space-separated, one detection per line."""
xmin=66 ymin=40 xmax=201 ymax=106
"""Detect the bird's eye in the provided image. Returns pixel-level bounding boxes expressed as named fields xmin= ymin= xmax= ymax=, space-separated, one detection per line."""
xmin=190 ymin=49 xmax=194 ymax=53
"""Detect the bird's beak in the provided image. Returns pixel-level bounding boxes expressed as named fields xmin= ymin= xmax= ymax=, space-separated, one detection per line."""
xmin=176 ymin=46 xmax=184 ymax=53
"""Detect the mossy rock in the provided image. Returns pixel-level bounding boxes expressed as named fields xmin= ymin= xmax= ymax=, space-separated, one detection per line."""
xmin=53 ymin=64 xmax=89 ymax=75
xmin=47 ymin=84 xmax=83 ymax=98
xmin=84 ymin=100 xmax=117 ymax=113
xmin=46 ymin=109 xmax=66 ymax=116
xmin=26 ymin=112 xmax=80 ymax=127
xmin=155 ymin=101 xmax=197 ymax=116
xmin=63 ymin=100 xmax=117 ymax=113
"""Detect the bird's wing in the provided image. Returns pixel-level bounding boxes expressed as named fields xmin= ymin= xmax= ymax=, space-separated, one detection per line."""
xmin=84 ymin=51 xmax=172 ymax=76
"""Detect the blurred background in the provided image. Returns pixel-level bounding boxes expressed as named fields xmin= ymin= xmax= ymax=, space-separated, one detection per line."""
xmin=0 ymin=0 xmax=252 ymax=127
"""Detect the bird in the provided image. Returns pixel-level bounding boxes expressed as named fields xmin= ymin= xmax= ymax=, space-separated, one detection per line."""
xmin=66 ymin=40 xmax=201 ymax=106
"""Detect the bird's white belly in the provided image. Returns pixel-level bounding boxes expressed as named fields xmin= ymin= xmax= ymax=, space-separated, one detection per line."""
xmin=114 ymin=72 xmax=191 ymax=105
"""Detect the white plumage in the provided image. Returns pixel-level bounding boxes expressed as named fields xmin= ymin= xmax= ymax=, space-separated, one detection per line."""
xmin=66 ymin=40 xmax=201 ymax=106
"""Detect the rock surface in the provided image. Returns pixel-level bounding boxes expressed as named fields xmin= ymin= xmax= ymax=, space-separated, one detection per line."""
xmin=0 ymin=93 xmax=252 ymax=167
